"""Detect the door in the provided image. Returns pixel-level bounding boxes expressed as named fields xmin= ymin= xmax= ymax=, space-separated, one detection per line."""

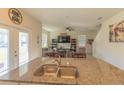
xmin=0 ymin=26 xmax=30 ymax=71
xmin=13 ymin=30 xmax=29 ymax=68
xmin=0 ymin=28 xmax=9 ymax=72
xmin=19 ymin=32 xmax=29 ymax=66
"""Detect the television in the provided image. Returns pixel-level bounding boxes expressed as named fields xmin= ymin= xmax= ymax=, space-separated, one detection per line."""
xmin=58 ymin=35 xmax=70 ymax=43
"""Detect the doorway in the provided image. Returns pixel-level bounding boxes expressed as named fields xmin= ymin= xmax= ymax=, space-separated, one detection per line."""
xmin=12 ymin=29 xmax=29 ymax=68
xmin=0 ymin=25 xmax=30 ymax=71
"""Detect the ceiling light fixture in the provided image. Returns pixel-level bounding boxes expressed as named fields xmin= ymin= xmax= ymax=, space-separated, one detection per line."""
xmin=66 ymin=27 xmax=73 ymax=32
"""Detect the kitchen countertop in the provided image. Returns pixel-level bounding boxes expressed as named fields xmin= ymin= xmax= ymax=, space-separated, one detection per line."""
xmin=0 ymin=58 xmax=78 ymax=85
xmin=1 ymin=56 xmax=124 ymax=85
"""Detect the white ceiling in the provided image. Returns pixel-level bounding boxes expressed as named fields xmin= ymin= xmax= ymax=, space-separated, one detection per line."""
xmin=23 ymin=8 xmax=124 ymax=32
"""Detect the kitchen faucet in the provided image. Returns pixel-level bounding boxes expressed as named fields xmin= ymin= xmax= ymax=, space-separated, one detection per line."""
xmin=54 ymin=54 xmax=61 ymax=66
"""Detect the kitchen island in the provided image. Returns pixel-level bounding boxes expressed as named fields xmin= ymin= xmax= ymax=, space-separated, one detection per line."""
xmin=0 ymin=58 xmax=78 ymax=85
xmin=1 ymin=56 xmax=124 ymax=85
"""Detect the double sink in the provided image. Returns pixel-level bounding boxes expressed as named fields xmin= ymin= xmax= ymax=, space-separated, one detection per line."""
xmin=34 ymin=64 xmax=78 ymax=79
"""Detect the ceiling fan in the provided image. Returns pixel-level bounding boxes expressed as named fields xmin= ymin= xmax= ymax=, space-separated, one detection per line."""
xmin=66 ymin=27 xmax=74 ymax=32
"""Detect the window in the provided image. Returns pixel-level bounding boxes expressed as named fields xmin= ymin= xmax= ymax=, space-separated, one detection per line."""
xmin=0 ymin=28 xmax=9 ymax=73
xmin=42 ymin=33 xmax=48 ymax=48
xmin=19 ymin=32 xmax=29 ymax=66
xmin=78 ymin=35 xmax=86 ymax=47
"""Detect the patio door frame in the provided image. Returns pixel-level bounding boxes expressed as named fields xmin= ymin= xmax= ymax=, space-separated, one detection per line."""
xmin=0 ymin=23 xmax=31 ymax=70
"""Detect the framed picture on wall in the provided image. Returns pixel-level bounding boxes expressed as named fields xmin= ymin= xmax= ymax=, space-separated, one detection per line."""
xmin=109 ymin=20 xmax=124 ymax=42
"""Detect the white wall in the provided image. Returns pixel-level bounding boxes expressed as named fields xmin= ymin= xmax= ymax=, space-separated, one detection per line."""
xmin=93 ymin=11 xmax=124 ymax=70
xmin=0 ymin=8 xmax=42 ymax=61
